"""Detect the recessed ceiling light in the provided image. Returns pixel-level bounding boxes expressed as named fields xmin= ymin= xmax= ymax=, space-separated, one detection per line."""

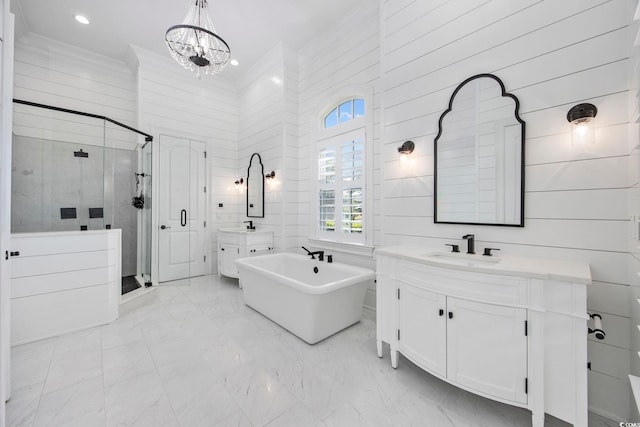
xmin=74 ymin=15 xmax=90 ymax=25
xmin=272 ymin=76 xmax=282 ymax=85
xmin=230 ymin=59 xmax=239 ymax=66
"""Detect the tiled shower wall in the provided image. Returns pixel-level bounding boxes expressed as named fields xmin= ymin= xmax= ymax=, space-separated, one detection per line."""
xmin=11 ymin=135 xmax=138 ymax=276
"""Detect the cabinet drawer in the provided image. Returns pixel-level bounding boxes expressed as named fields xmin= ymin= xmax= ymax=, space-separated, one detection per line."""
xmin=397 ymin=260 xmax=527 ymax=306
xmin=246 ymin=233 xmax=273 ymax=246
xmin=218 ymin=232 xmax=242 ymax=245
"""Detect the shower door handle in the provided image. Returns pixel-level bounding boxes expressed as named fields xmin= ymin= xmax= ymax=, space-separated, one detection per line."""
xmin=181 ymin=209 xmax=187 ymax=227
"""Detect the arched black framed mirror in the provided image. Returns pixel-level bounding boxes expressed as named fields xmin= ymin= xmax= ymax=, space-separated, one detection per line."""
xmin=247 ymin=153 xmax=265 ymax=218
xmin=434 ymin=73 xmax=525 ymax=227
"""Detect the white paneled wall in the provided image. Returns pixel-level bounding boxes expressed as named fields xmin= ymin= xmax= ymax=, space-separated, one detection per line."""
xmin=629 ymin=0 xmax=640 ymax=420
xmin=131 ymin=47 xmax=239 ymax=276
xmin=8 ymin=0 xmax=637 ymax=420
xmin=13 ymin=34 xmax=138 ymax=150
xmin=380 ymin=0 xmax=633 ymax=420
xmin=236 ymin=44 xmax=287 ymax=250
xmin=296 ymin=0 xmax=381 ymax=309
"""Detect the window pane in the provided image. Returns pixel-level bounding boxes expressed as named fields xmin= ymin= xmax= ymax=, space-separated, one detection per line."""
xmin=354 ymin=99 xmax=365 ymax=118
xmin=341 ymin=138 xmax=363 ymax=181
xmin=319 ymin=190 xmax=335 ymax=232
xmin=338 ymin=101 xmax=353 ymax=124
xmin=342 ymin=188 xmax=363 ymax=234
xmin=318 ymin=146 xmax=336 ymax=184
xmin=324 ymin=108 xmax=338 ymax=128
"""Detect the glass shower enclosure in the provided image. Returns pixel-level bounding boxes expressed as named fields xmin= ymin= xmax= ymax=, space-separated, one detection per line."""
xmin=11 ymin=100 xmax=154 ymax=294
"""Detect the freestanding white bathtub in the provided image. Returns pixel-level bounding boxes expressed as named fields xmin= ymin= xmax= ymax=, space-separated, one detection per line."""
xmin=236 ymin=252 xmax=375 ymax=344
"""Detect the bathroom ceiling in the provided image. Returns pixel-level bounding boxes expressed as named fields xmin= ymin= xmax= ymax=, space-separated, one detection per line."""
xmin=10 ymin=0 xmax=363 ymax=81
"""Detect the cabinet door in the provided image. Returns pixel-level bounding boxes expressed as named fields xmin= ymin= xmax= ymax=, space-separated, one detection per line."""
xmin=398 ymin=281 xmax=447 ymax=377
xmin=447 ymin=298 xmax=527 ymax=404
xmin=219 ymin=244 xmax=240 ymax=278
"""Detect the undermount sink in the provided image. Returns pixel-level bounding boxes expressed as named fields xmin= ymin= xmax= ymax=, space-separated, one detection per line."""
xmin=421 ymin=252 xmax=501 ymax=267
xmin=218 ymin=227 xmax=260 ymax=233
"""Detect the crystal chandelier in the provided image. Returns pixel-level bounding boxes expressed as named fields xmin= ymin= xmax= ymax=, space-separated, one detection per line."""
xmin=165 ymin=0 xmax=230 ymax=77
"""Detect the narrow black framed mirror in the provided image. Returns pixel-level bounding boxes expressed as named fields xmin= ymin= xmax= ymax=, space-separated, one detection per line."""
xmin=246 ymin=153 xmax=265 ymax=218
xmin=434 ymin=73 xmax=525 ymax=227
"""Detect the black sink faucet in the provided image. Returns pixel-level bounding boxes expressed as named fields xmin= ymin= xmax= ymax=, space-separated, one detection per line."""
xmin=243 ymin=220 xmax=255 ymax=230
xmin=462 ymin=234 xmax=475 ymax=254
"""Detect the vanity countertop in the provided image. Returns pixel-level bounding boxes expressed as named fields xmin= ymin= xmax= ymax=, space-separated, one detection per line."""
xmin=375 ymin=245 xmax=591 ymax=285
xmin=218 ymin=227 xmax=272 ymax=234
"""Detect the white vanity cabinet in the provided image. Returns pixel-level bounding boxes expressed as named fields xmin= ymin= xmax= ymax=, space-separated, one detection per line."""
xmin=217 ymin=228 xmax=273 ymax=279
xmin=376 ymin=246 xmax=591 ymax=427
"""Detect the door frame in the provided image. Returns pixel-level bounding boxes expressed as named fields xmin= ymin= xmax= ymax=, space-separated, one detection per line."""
xmin=157 ymin=135 xmax=207 ymax=282
xmin=0 ymin=6 xmax=15 ymax=416
xmin=150 ymin=129 xmax=211 ymax=285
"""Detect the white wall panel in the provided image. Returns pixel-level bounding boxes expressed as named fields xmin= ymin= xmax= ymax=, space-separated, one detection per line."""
xmin=132 ymin=47 xmax=239 ymax=276
xmin=10 ymin=230 xmax=120 ymax=346
xmin=295 ymin=1 xmax=380 ymax=303
xmin=379 ymin=0 xmax=633 ymax=418
xmin=14 ymin=34 xmax=136 ymax=126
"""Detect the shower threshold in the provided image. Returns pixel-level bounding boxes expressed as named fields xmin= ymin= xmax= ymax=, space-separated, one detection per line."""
xmin=121 ymin=275 xmax=141 ymax=295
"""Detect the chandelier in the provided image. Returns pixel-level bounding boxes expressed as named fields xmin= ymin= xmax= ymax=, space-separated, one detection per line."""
xmin=165 ymin=0 xmax=230 ymax=77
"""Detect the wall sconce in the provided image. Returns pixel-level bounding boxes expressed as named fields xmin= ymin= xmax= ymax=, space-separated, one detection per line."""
xmin=398 ymin=140 xmax=415 ymax=156
xmin=265 ymin=171 xmax=276 ymax=180
xmin=567 ymin=103 xmax=597 ymax=146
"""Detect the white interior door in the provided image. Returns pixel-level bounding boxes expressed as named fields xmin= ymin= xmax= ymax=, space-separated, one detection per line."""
xmin=158 ymin=135 xmax=206 ymax=283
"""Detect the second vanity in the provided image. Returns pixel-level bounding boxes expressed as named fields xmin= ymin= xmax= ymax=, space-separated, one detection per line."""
xmin=217 ymin=227 xmax=274 ymax=281
xmin=376 ymin=245 xmax=591 ymax=427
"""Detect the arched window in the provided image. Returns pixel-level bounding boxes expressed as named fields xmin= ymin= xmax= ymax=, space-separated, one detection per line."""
xmin=323 ymin=98 xmax=365 ymax=129
xmin=314 ymin=97 xmax=369 ymax=246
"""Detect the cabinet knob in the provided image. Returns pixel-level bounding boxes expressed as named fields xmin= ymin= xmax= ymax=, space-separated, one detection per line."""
xmin=221 ymin=247 xmax=225 ymax=251
xmin=448 ymin=312 xmax=453 ymax=319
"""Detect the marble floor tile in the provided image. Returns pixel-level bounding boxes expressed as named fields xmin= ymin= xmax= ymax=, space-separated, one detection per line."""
xmin=100 ymin=316 xmax=144 ymax=350
xmin=104 ymin=370 xmax=178 ymax=427
xmin=5 ymin=382 xmax=41 ymax=427
xmin=8 ymin=274 xmax=611 ymax=427
xmin=42 ymin=343 xmax=102 ymax=395
xmin=266 ymin=402 xmax=326 ymax=427
xmin=53 ymin=327 xmax=101 ymax=355
xmin=201 ymin=341 xmax=253 ymax=377
xmin=212 ymin=410 xmax=253 ymax=427
xmin=162 ymin=367 xmax=239 ymax=427
xmin=223 ymin=363 xmax=299 ymax=426
xmin=33 ymin=376 xmax=105 ymax=427
xmin=102 ymin=339 xmax=155 ymax=388
xmin=10 ymin=338 xmax=56 ymax=397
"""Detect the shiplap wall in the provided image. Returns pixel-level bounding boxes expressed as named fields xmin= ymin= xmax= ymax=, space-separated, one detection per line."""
xmin=13 ymin=34 xmax=138 ymax=150
xmin=380 ymin=0 xmax=633 ymax=420
xmin=131 ymin=47 xmax=239 ymax=275
xmin=629 ymin=1 xmax=640 ymax=420
xmin=236 ymin=44 xmax=290 ymax=250
xmin=296 ymin=0 xmax=381 ymax=309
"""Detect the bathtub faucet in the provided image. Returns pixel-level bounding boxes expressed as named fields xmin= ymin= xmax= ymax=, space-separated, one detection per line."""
xmin=244 ymin=220 xmax=255 ymax=230
xmin=301 ymin=246 xmax=324 ymax=261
